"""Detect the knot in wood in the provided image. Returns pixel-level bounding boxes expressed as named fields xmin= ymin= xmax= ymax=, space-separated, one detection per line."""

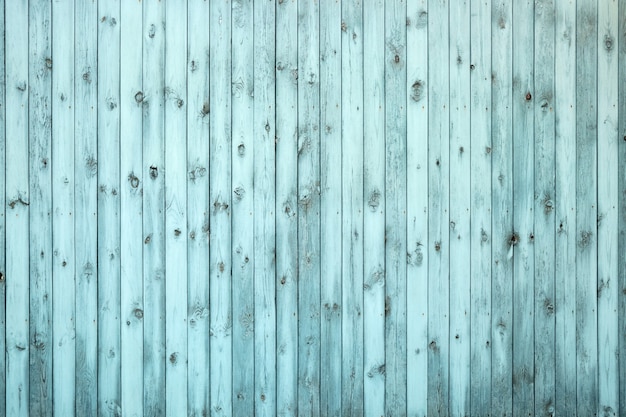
xmin=135 ymin=91 xmax=144 ymax=103
xmin=525 ymin=92 xmax=532 ymax=101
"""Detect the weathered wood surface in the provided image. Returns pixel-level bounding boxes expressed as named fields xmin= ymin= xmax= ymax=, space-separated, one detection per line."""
xmin=0 ymin=1 xmax=624 ymax=416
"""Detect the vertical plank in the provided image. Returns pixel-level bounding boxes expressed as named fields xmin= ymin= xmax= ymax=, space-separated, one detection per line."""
xmin=164 ymin=1 xmax=188 ymax=415
xmin=341 ymin=0 xmax=364 ymax=415
xmin=597 ymin=0 xmax=619 ymax=415
xmin=449 ymin=0 xmax=471 ymax=414
xmin=5 ymin=1 xmax=30 ymax=416
xmin=511 ymin=0 xmax=535 ymax=414
xmin=406 ymin=0 xmax=429 ymax=414
xmin=554 ymin=0 xmax=577 ymax=415
xmin=120 ymin=0 xmax=143 ymax=414
xmin=75 ymin=0 xmax=98 ymax=413
xmin=254 ymin=2 xmax=277 ymax=416
xmin=320 ymin=0 xmax=342 ymax=414
xmin=97 ymin=0 xmax=122 ymax=415
xmin=385 ymin=1 xmax=407 ymax=415
xmin=28 ymin=0 xmax=53 ymax=413
xmin=275 ymin=0 xmax=299 ymax=414
xmin=297 ymin=0 xmax=321 ymax=413
xmin=187 ymin=1 xmax=211 ymax=415
xmin=52 ymin=0 xmax=76 ymax=414
xmin=469 ymin=0 xmax=493 ymax=413
xmin=231 ymin=0 xmax=254 ymax=414
xmin=575 ymin=0 xmax=598 ymax=415
xmin=209 ymin=1 xmax=232 ymax=415
xmin=427 ymin=0 xmax=449 ymax=414
xmin=534 ymin=1 xmax=556 ymax=416
xmin=491 ymin=1 xmax=514 ymax=415
xmin=619 ymin=0 xmax=626 ymax=413
xmin=142 ymin=1 xmax=166 ymax=415
xmin=0 ymin=0 xmax=6 ymax=413
xmin=619 ymin=1 xmax=626 ymax=414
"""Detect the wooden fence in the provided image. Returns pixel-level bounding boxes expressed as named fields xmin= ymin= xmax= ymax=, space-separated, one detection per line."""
xmin=1 ymin=0 xmax=625 ymax=416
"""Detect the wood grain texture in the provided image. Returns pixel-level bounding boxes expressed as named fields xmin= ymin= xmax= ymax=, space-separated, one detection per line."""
xmin=362 ymin=1 xmax=386 ymax=416
xmin=554 ymin=1 xmax=577 ymax=415
xmin=275 ymin=0 xmax=298 ymax=415
xmin=5 ymin=1 xmax=30 ymax=416
xmin=231 ymin=0 xmax=254 ymax=415
xmin=52 ymin=0 xmax=76 ymax=414
xmin=253 ymin=1 xmax=276 ymax=416
xmin=120 ymin=1 xmax=143 ymax=415
xmin=97 ymin=1 xmax=122 ymax=415
xmin=1 ymin=2 xmax=625 ymax=416
xmin=491 ymin=1 xmax=514 ymax=416
xmin=74 ymin=0 xmax=99 ymax=413
xmin=469 ymin=0 xmax=493 ymax=413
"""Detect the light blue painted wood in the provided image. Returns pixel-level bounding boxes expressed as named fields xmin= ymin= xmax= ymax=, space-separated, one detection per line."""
xmin=97 ymin=1 xmax=122 ymax=415
xmin=576 ymin=1 xmax=599 ymax=415
xmin=253 ymin=3 xmax=277 ymax=416
xmin=491 ymin=1 xmax=514 ymax=415
xmin=186 ymin=2 xmax=211 ymax=415
xmin=28 ymin=0 xmax=53 ymax=414
xmin=362 ymin=2 xmax=386 ymax=416
xmin=5 ymin=3 xmax=30 ymax=416
xmin=512 ymin=1 xmax=535 ymax=414
xmin=120 ymin=0 xmax=144 ymax=415
xmin=597 ymin=2 xmax=619 ymax=416
xmin=427 ymin=0 xmax=449 ymax=414
xmin=74 ymin=0 xmax=98 ymax=413
xmin=142 ymin=2 xmax=166 ymax=415
xmin=469 ymin=0 xmax=493 ymax=413
xmin=2 ymin=2 xmax=626 ymax=416
xmin=231 ymin=0 xmax=254 ymax=414
xmin=406 ymin=1 xmax=429 ymax=415
xmin=554 ymin=1 xmax=577 ymax=415
xmin=449 ymin=1 xmax=471 ymax=415
xmin=297 ymin=0 xmax=322 ymax=414
xmin=340 ymin=0 xmax=364 ymax=415
xmin=164 ymin=2 xmax=188 ymax=415
xmin=320 ymin=0 xmax=342 ymax=415
xmin=275 ymin=1 xmax=299 ymax=415
xmin=385 ymin=1 xmax=407 ymax=415
xmin=0 ymin=0 xmax=6 ymax=414
xmin=619 ymin=2 xmax=626 ymax=414
xmin=534 ymin=1 xmax=556 ymax=416
xmin=209 ymin=1 xmax=233 ymax=415
xmin=52 ymin=0 xmax=76 ymax=414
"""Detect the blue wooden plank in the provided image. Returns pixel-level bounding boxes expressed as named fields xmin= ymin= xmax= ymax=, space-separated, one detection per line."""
xmin=231 ymin=0 xmax=254 ymax=414
xmin=406 ymin=1 xmax=429 ymax=414
xmin=0 ymin=0 xmax=6 ymax=413
xmin=427 ymin=0 xmax=449 ymax=414
xmin=52 ymin=0 xmax=76 ymax=414
xmin=142 ymin=2 xmax=166 ymax=415
xmin=597 ymin=1 xmax=620 ymax=415
xmin=275 ymin=0 xmax=298 ymax=415
xmin=619 ymin=1 xmax=626 ymax=414
xmin=320 ymin=0 xmax=342 ymax=415
xmin=385 ymin=1 xmax=407 ymax=415
xmin=575 ymin=1 xmax=599 ymax=415
xmin=186 ymin=1 xmax=211 ymax=415
xmin=469 ymin=0 xmax=493 ymax=413
xmin=490 ymin=1 xmax=514 ymax=415
xmin=97 ymin=0 xmax=122 ymax=415
xmin=341 ymin=0 xmax=364 ymax=415
xmin=164 ymin=2 xmax=189 ymax=414
xmin=74 ymin=0 xmax=98 ymax=413
xmin=297 ymin=0 xmax=322 ymax=414
xmin=554 ymin=1 xmax=577 ymax=415
xmin=253 ymin=3 xmax=277 ymax=416
xmin=209 ymin=1 xmax=233 ymax=415
xmin=5 ymin=3 xmax=30 ymax=416
xmin=28 ymin=0 xmax=53 ymax=414
xmin=449 ymin=1 xmax=471 ymax=414
xmin=120 ymin=0 xmax=144 ymax=415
